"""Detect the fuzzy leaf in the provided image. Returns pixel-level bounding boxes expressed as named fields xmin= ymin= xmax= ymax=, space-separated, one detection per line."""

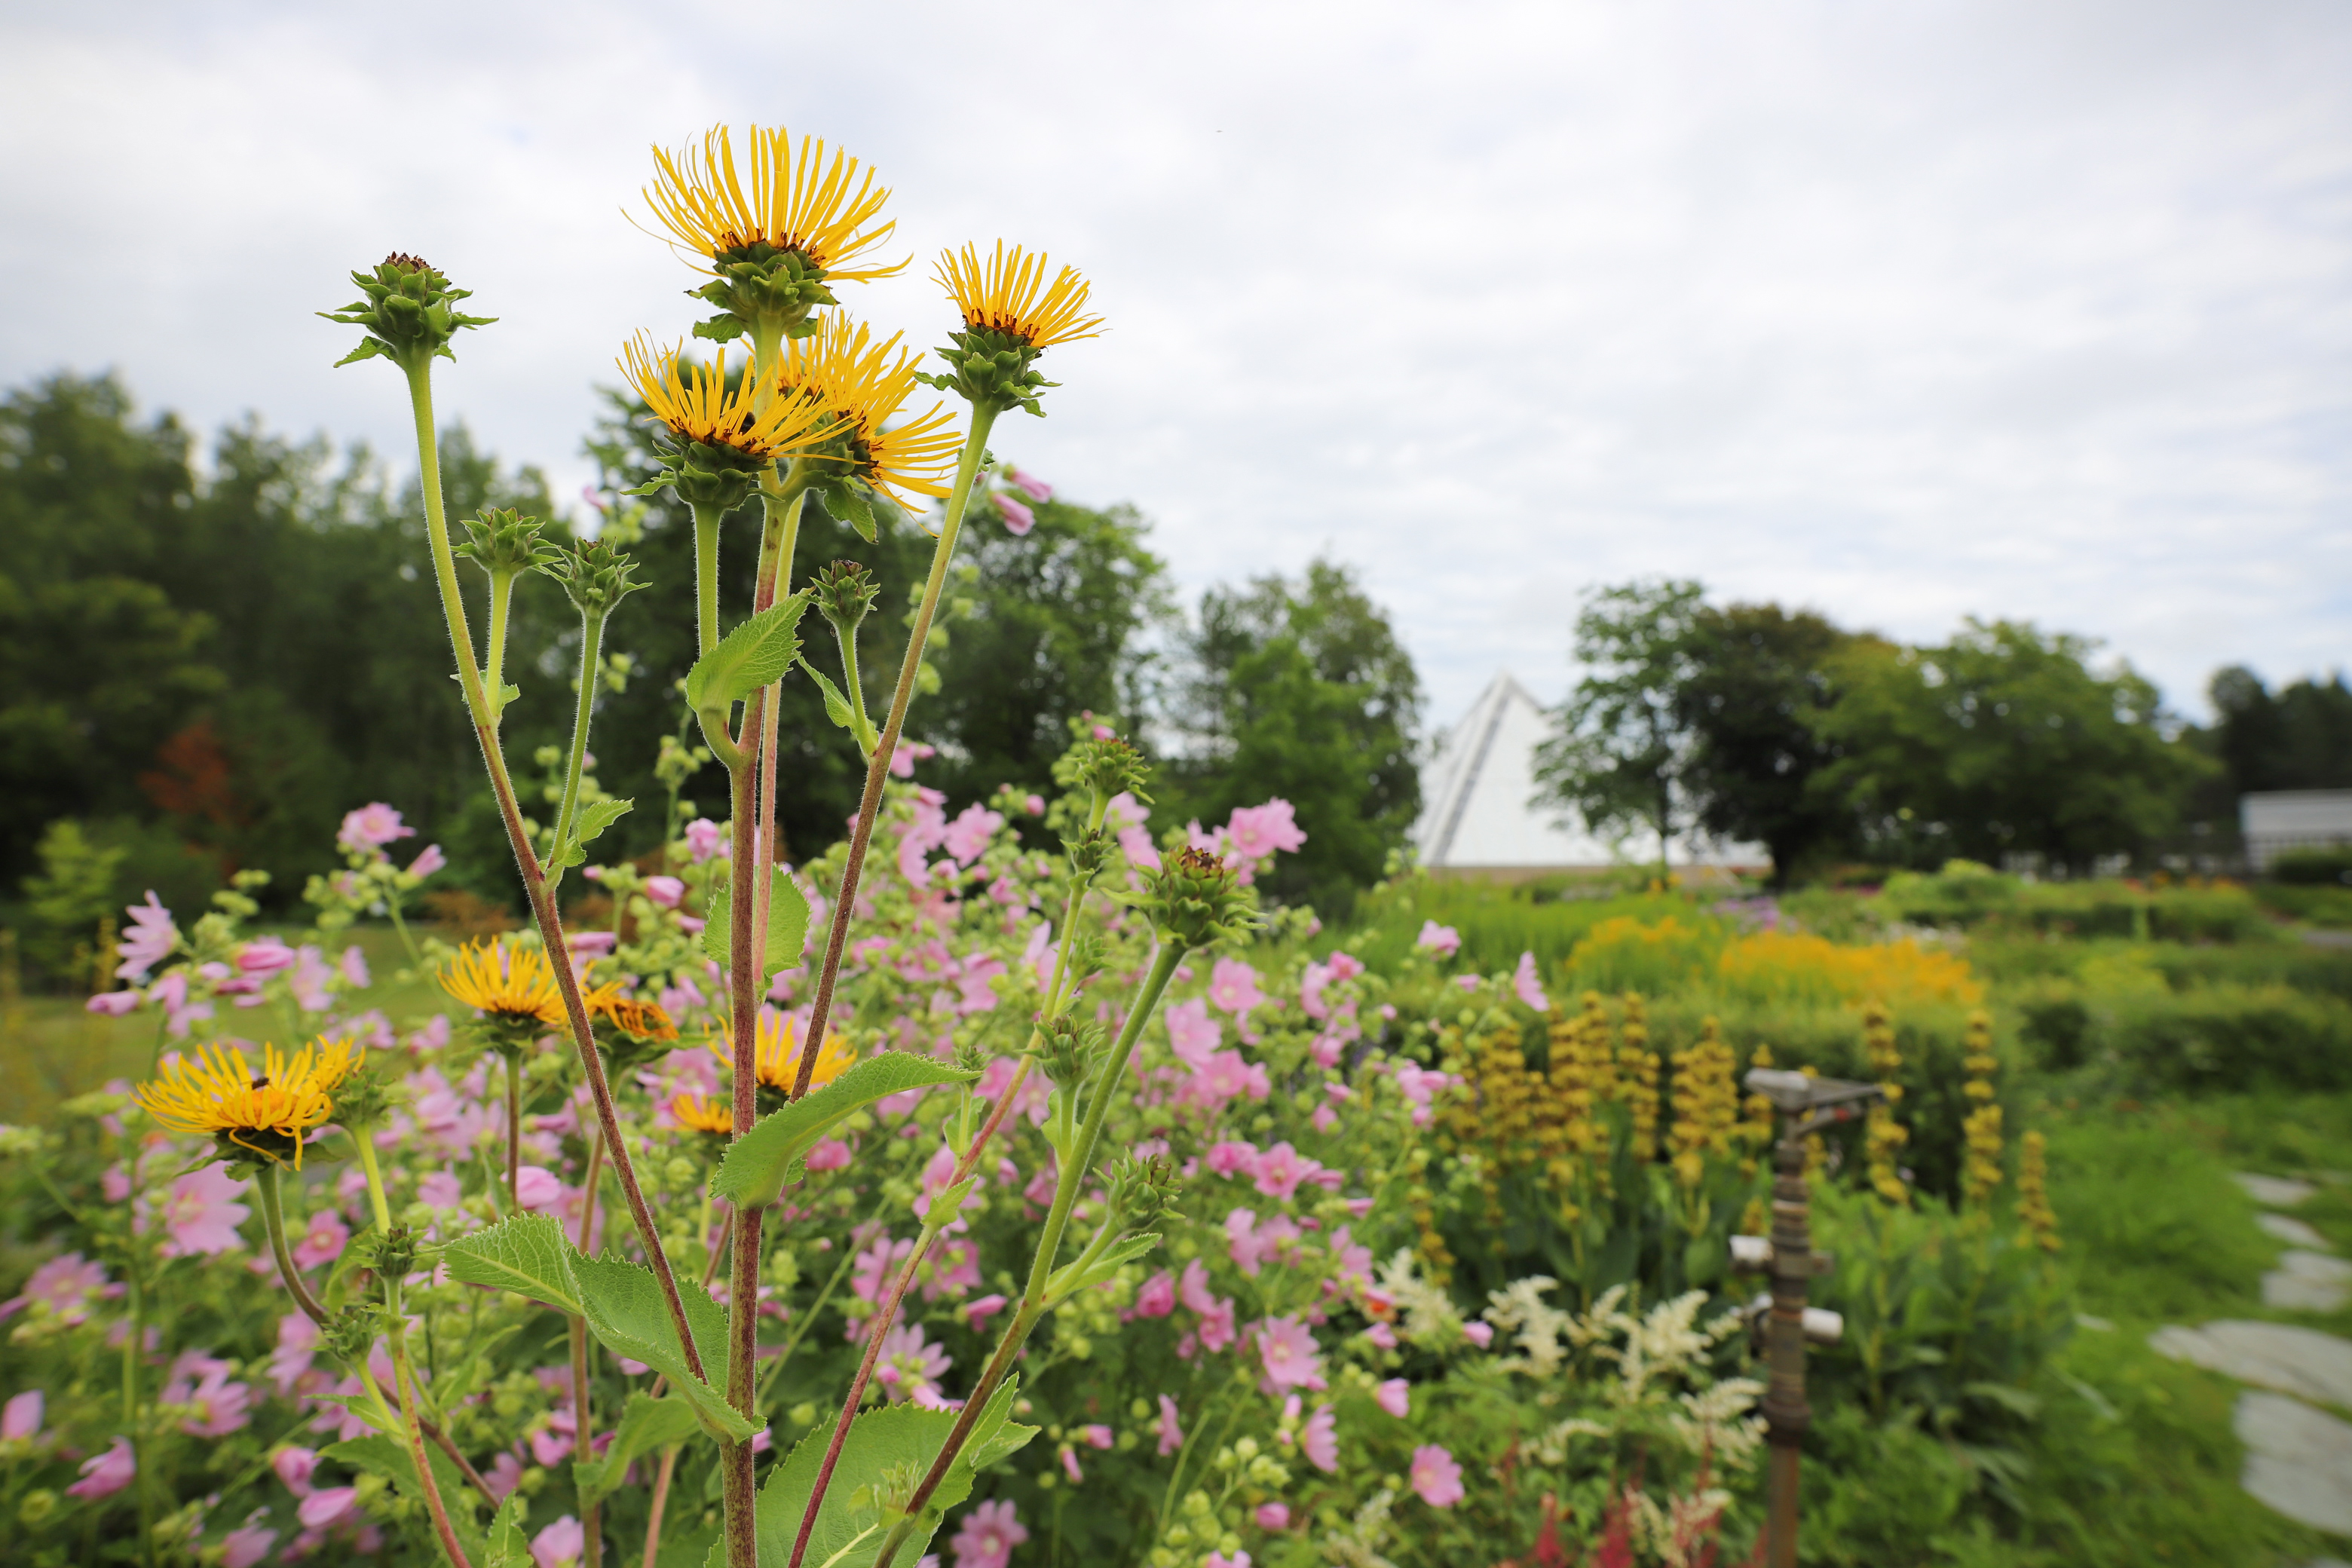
xmin=555 ymin=796 xmax=634 ymax=868
xmin=571 ymin=1254 xmax=751 ymax=1442
xmin=682 ymin=595 xmax=810 ymax=715
xmin=1047 ymin=1232 xmax=1162 ymax=1304
xmin=797 ymin=658 xmax=876 ymax=754
xmin=698 ymin=864 xmax=813 ymax=981
xmin=440 ymin=1214 xmax=583 ymax=1316
xmin=576 ymin=1394 xmax=703 ymax=1507
xmin=710 ymin=1053 xmax=978 ymax=1208
xmin=822 ymin=479 xmax=878 ymax=544
xmin=324 ymin=1434 xmax=485 ymax=1555
xmin=483 ymin=1493 xmax=531 ymax=1567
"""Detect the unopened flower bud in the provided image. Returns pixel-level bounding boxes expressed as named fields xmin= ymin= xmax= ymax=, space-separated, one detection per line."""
xmin=320 ymin=254 xmax=498 ymax=374
xmin=813 ymin=559 xmax=880 ymax=637
xmin=455 ymin=507 xmax=562 ymax=578
xmin=541 ymin=537 xmax=648 ymax=620
xmin=1140 ymin=847 xmax=1258 ymax=951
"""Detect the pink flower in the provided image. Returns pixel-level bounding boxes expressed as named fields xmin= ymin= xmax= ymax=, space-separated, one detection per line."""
xmin=1208 ymin=957 xmax=1266 ymax=1018
xmin=157 ymin=1164 xmax=250 ymax=1257
xmin=1415 ymin=920 xmax=1462 ymax=959
xmin=531 ymin=1514 xmax=586 ymax=1568
xmin=406 ymin=843 xmax=446 ymax=878
xmin=1205 ymin=1555 xmax=1252 ymax=1568
xmin=222 ymin=1523 xmax=278 ymax=1568
xmin=515 ymin=1167 xmax=564 ymax=1211
xmin=945 ymin=804 xmax=1004 ymax=866
xmin=338 ymin=945 xmax=372 ymax=988
xmin=484 ymin=1450 xmax=525 ymax=1502
xmin=85 ymin=989 xmax=142 ymax=1017
xmin=951 ymin=1498 xmax=1028 ymax=1568
xmin=1203 ymin=1141 xmax=1260 ymax=1178
xmin=66 ymin=1436 xmax=135 ymax=1498
xmin=645 ymin=876 xmax=686 ymax=908
xmin=1365 ymin=1323 xmax=1398 ymax=1349
xmin=1187 ymin=1050 xmax=1270 ymax=1108
xmin=299 ymin=1484 xmax=361 ymax=1530
xmin=1134 ymin=1272 xmax=1177 ymax=1318
xmin=805 ymin=1138 xmax=853 ymax=1173
xmin=993 ymin=493 xmax=1035 ymax=534
xmin=1375 ymin=1378 xmax=1410 ymax=1418
xmin=1301 ymin=1404 xmax=1339 ymax=1472
xmin=177 ymin=1372 xmax=253 ymax=1438
xmin=1410 ymin=1444 xmax=1465 ymax=1507
xmin=1153 ymin=1393 xmax=1184 ymax=1456
xmin=273 ymin=1445 xmax=320 ymax=1495
xmin=338 ymin=802 xmax=415 ymax=851
xmin=1454 ymin=973 xmax=1483 ymax=992
xmin=1226 ymin=1208 xmax=1300 ymax=1276
xmin=1253 ymin=1315 xmax=1324 ymax=1391
xmin=963 ymin=1294 xmax=1009 ymax=1327
xmin=3 ymin=1389 xmax=43 ymax=1440
xmin=292 ymin=1207 xmax=350 ymax=1271
xmin=1164 ymin=999 xmax=1222 ymax=1067
xmin=1462 ymin=1321 xmax=1496 ymax=1349
xmin=889 ymin=742 xmax=936 ymax=779
xmin=1226 ymin=799 xmax=1306 ymax=858
xmin=1256 ymin=1502 xmax=1291 ymax=1530
xmin=0 ymin=1253 xmax=112 ymax=1324
xmin=116 ymin=891 xmax=178 ymax=981
xmin=1310 ymin=1104 xmax=1337 ymax=1133
xmin=237 ymin=938 xmax=298 ymax=977
xmin=1251 ymin=1142 xmax=1321 ymax=1201
xmin=877 ymin=1323 xmax=951 ymax=1406
xmin=1006 ymin=466 xmax=1054 ymax=502
xmin=1058 ymin=1444 xmax=1083 ymax=1484
xmin=1197 ymin=1297 xmax=1237 ymax=1353
xmin=1079 ymin=1423 xmax=1113 ymax=1450
xmin=853 ymin=1236 xmax=914 ymax=1306
xmin=683 ymin=818 xmax=727 ymax=862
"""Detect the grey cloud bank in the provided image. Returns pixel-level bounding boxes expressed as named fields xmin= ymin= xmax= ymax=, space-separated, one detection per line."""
xmin=2 ymin=0 xmax=2345 ymax=727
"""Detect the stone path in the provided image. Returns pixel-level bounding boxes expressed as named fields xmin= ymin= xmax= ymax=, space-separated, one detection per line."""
xmin=2151 ymin=1172 xmax=2352 ymax=1554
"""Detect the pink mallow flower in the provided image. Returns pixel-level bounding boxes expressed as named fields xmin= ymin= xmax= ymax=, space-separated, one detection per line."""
xmin=1253 ymin=1315 xmax=1325 ymax=1391
xmin=683 ymin=818 xmax=727 ymax=862
xmin=1302 ymin=1404 xmax=1339 ymax=1472
xmin=0 ymin=1253 xmax=112 ymax=1325
xmin=1375 ymin=1378 xmax=1411 ymax=1418
xmin=1416 ymin=920 xmax=1462 ymax=959
xmin=944 ymin=804 xmax=1004 ymax=866
xmin=86 ymin=989 xmax=142 ymax=1017
xmin=1256 ymin=1502 xmax=1291 ymax=1530
xmin=1133 ymin=1272 xmax=1177 ymax=1318
xmin=338 ymin=802 xmax=415 ymax=851
xmin=1225 ymin=799 xmax=1306 ymax=859
xmin=951 ymin=1497 xmax=1028 ymax=1568
xmin=1251 ymin=1142 xmax=1321 ymax=1202
xmin=645 ymin=876 xmax=685 ymax=908
xmin=222 ymin=1523 xmax=277 ymax=1568
xmin=156 ymin=1165 xmax=250 ymax=1257
xmin=236 ymin=938 xmax=298 ymax=977
xmin=1513 ymin=951 xmax=1550 ymax=1011
xmin=1006 ymin=466 xmax=1053 ymax=502
xmin=1410 ymin=1444 xmax=1465 ymax=1508
xmin=1079 ymin=1424 xmax=1113 ymax=1450
xmin=406 ymin=843 xmax=446 ymax=879
xmin=1463 ymin=1321 xmax=1496 ymax=1349
xmin=3 ymin=1389 xmax=44 ymax=1440
xmin=1208 ymin=957 xmax=1266 ymax=1018
xmin=993 ymin=493 xmax=1035 ymax=535
xmin=292 ymin=1207 xmax=350 ymax=1271
xmin=116 ymin=892 xmax=177 ymax=981
xmin=1205 ymin=1556 xmax=1252 ymax=1568
xmin=515 ymin=1167 xmax=564 ymax=1211
xmin=876 ymin=1324 xmax=951 ymax=1407
xmin=1154 ymin=1394 xmax=1184 ymax=1457
xmin=531 ymin=1515 xmax=586 ymax=1568
xmin=1164 ymin=998 xmax=1222 ymax=1067
xmin=67 ymin=1436 xmax=135 ymax=1498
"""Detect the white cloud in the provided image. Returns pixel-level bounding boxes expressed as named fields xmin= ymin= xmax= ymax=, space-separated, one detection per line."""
xmin=2 ymin=0 xmax=2345 ymax=730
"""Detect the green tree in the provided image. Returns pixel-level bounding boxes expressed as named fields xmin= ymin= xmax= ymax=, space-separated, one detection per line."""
xmin=1811 ymin=620 xmax=2211 ymax=872
xmin=1533 ymin=579 xmax=1705 ymax=875
xmin=1161 ymin=559 xmax=1422 ymax=917
xmin=2209 ymin=665 xmax=2352 ymax=795
xmin=1676 ymin=602 xmax=1862 ymax=884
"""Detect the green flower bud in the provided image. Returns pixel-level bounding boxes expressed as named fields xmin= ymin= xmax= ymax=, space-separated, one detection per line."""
xmin=541 ymin=537 xmax=648 ymax=620
xmin=813 ymin=559 xmax=880 ymax=638
xmin=1067 ymin=735 xmax=1153 ymax=810
xmin=688 ymin=243 xmax=840 ymax=345
xmin=455 ymin=507 xmax=562 ymax=578
xmin=1139 ymin=847 xmax=1259 ymax=951
xmin=1107 ymin=1153 xmax=1183 ymax=1227
xmin=1034 ymin=1014 xmax=1105 ymax=1089
xmin=320 ymin=254 xmax=497 ymax=374
xmin=18 ymin=1489 xmax=57 ymax=1527
xmin=627 ymin=426 xmax=773 ymax=516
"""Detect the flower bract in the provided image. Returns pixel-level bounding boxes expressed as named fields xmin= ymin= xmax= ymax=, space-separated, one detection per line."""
xmin=927 ymin=243 xmax=1104 ymax=416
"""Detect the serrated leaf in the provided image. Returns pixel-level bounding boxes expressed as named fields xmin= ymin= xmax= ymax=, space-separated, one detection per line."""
xmin=797 ymin=658 xmax=876 ymax=755
xmin=556 ymin=796 xmax=634 ymax=867
xmin=442 ymin=1214 xmax=583 ymax=1316
xmin=710 ymin=1054 xmax=978 ymax=1209
xmin=824 ymin=479 xmax=877 ymax=544
xmin=483 ymin=1492 xmax=531 ymax=1567
xmin=682 ymin=595 xmax=810 ymax=715
xmin=737 ymin=1393 xmax=1037 ymax=1568
xmin=325 ymin=1433 xmax=485 ymax=1557
xmin=575 ymin=1393 xmax=703 ymax=1508
xmin=571 ymin=1254 xmax=751 ymax=1442
xmin=331 ymin=337 xmax=387 ymax=368
xmin=1047 ymin=1232 xmax=1162 ymax=1305
xmin=699 ymin=864 xmax=812 ymax=982
xmin=692 ymin=313 xmax=749 ymax=343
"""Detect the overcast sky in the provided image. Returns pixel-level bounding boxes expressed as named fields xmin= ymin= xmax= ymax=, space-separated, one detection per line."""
xmin=3 ymin=0 xmax=2347 ymax=729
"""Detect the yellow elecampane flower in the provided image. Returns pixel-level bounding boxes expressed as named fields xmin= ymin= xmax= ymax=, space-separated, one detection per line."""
xmin=642 ymin=124 xmax=906 ymax=279
xmin=776 ymin=316 xmax=961 ymax=507
xmin=588 ymin=988 xmax=680 ymax=1043
xmin=439 ymin=936 xmax=566 ymax=1030
xmin=619 ymin=335 xmax=840 ymax=464
xmin=671 ymin=1093 xmax=736 ymax=1136
xmin=134 ymin=1037 xmax=363 ymax=1169
xmin=935 ymin=241 xmax=1104 ymax=348
xmin=708 ymin=1011 xmax=858 ymax=1095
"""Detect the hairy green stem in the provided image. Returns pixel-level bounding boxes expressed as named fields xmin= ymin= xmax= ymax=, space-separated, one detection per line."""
xmin=792 ymin=410 xmax=999 ymax=1098
xmin=723 ymin=758 xmax=764 ymax=1568
xmin=393 ymin=1329 xmax=475 ymax=1568
xmin=868 ymin=942 xmax=1187 ymax=1568
xmin=643 ymin=1444 xmax=681 ymax=1568
xmin=256 ymin=1163 xmax=331 ymax=1328
xmin=398 ymin=358 xmax=709 ymax=1386
xmin=573 ymin=1127 xmax=607 ymax=1568
xmin=693 ymin=502 xmax=724 ymax=658
xmin=483 ymin=567 xmax=518 ymax=721
xmin=549 ymin=605 xmax=611 ymax=893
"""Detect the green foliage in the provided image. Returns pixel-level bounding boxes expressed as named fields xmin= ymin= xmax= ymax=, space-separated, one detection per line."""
xmin=17 ymin=819 xmax=126 ymax=975
xmin=1160 ymin=559 xmax=1422 ymax=918
xmin=577 ymin=1394 xmax=703 ymax=1508
xmin=2208 ymin=663 xmax=2352 ymax=795
xmin=1812 ymin=621 xmax=2213 ymax=873
xmin=2271 ymin=844 xmax=2352 ymax=886
xmin=323 ymin=1432 xmax=488 ymax=1557
xmin=709 ymin=1053 xmax=978 ymax=1207
xmin=697 ymin=862 xmax=811 ymax=981
xmin=683 ymin=595 xmax=811 ymax=718
xmin=1874 ymin=860 xmax=2272 ymax=942
xmin=1531 ymin=577 xmax=1704 ymax=870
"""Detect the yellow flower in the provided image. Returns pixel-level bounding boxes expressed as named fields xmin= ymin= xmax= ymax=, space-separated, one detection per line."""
xmin=588 ymin=988 xmax=679 ymax=1044
xmin=709 ymin=1010 xmax=857 ymax=1096
xmin=935 ymin=241 xmax=1104 ymax=349
xmin=776 ymin=316 xmax=962 ymax=507
xmin=671 ymin=1093 xmax=736 ymax=1137
xmin=439 ymin=937 xmax=565 ymax=1031
xmin=134 ymin=1037 xmax=362 ymax=1169
xmin=642 ymin=125 xmax=905 ymax=279
xmin=619 ymin=335 xmax=839 ymax=465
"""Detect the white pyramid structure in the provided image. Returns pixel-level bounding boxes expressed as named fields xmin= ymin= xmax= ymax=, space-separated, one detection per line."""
xmin=1411 ymin=672 xmax=1763 ymax=874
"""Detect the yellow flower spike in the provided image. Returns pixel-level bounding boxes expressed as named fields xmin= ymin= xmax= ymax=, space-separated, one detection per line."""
xmin=671 ymin=1093 xmax=736 ymax=1137
xmin=776 ymin=316 xmax=963 ymax=509
xmin=133 ymin=1037 xmax=363 ymax=1170
xmin=935 ymin=242 xmax=1104 ymax=348
xmin=642 ymin=125 xmax=906 ymax=281
xmin=709 ymin=1011 xmax=858 ymax=1098
xmin=438 ymin=937 xmax=566 ymax=1031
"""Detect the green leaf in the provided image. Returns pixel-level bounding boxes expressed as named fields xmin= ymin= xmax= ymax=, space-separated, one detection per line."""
xmin=483 ymin=1493 xmax=531 ymax=1568
xmin=822 ymin=479 xmax=878 ymax=544
xmin=1046 ymin=1233 xmax=1162 ymax=1305
xmin=556 ymin=796 xmax=635 ymax=868
xmin=710 ymin=1053 xmax=978 ymax=1208
xmin=575 ymin=1394 xmax=703 ymax=1508
xmin=331 ymin=337 xmax=388 ymax=368
xmin=682 ymin=594 xmax=811 ymax=714
xmin=698 ymin=864 xmax=812 ymax=982
xmin=734 ymin=1393 xmax=1037 ymax=1568
xmin=324 ymin=1433 xmax=485 ymax=1557
xmin=441 ymin=1214 xmax=583 ymax=1316
xmin=798 ymin=658 xmax=877 ymax=755
xmin=570 ymin=1254 xmax=752 ymax=1442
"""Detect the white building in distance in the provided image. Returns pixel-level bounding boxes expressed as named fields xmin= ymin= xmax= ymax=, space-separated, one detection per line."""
xmin=2240 ymin=790 xmax=2352 ymax=872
